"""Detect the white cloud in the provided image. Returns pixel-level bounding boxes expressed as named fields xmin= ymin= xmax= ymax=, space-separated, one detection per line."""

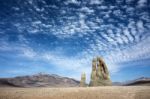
xmin=105 ymin=37 xmax=150 ymax=63
xmin=126 ymin=7 xmax=135 ymax=16
xmin=97 ymin=6 xmax=108 ymax=10
xmin=28 ymin=0 xmax=33 ymax=4
xmin=12 ymin=7 xmax=20 ymax=11
xmin=80 ymin=7 xmax=94 ymax=14
xmin=89 ymin=0 xmax=103 ymax=5
xmin=116 ymin=0 xmax=124 ymax=4
xmin=64 ymin=0 xmax=81 ymax=5
xmin=32 ymin=21 xmax=42 ymax=25
xmin=0 ymin=39 xmax=122 ymax=81
xmin=0 ymin=39 xmax=36 ymax=59
xmin=113 ymin=9 xmax=123 ymax=17
xmin=126 ymin=0 xmax=134 ymax=4
xmin=2 ymin=34 xmax=150 ymax=81
xmin=136 ymin=20 xmax=145 ymax=34
xmin=136 ymin=20 xmax=144 ymax=29
xmin=123 ymin=28 xmax=134 ymax=42
xmin=137 ymin=0 xmax=147 ymax=7
xmin=140 ymin=12 xmax=150 ymax=21
xmin=22 ymin=48 xmax=36 ymax=59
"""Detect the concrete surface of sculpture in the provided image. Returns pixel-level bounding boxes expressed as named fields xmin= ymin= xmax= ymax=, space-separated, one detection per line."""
xmin=89 ymin=57 xmax=112 ymax=86
xmin=79 ymin=72 xmax=86 ymax=87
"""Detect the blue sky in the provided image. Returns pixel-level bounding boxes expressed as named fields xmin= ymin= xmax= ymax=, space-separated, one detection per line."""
xmin=0 ymin=0 xmax=150 ymax=82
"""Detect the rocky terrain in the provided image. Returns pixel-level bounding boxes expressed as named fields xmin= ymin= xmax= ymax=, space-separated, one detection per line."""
xmin=0 ymin=73 xmax=79 ymax=87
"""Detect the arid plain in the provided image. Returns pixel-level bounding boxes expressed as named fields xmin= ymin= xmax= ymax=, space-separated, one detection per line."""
xmin=0 ymin=86 xmax=150 ymax=99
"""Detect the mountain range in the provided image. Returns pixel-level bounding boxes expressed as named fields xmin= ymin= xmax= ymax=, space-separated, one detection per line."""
xmin=113 ymin=77 xmax=150 ymax=86
xmin=0 ymin=73 xmax=149 ymax=87
xmin=0 ymin=73 xmax=80 ymax=87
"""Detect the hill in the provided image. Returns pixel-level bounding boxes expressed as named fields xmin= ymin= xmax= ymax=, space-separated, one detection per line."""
xmin=123 ymin=77 xmax=150 ymax=86
xmin=0 ymin=73 xmax=79 ymax=87
xmin=0 ymin=74 xmax=150 ymax=87
xmin=113 ymin=77 xmax=150 ymax=86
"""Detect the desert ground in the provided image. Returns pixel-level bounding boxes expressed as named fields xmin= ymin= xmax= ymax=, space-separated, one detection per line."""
xmin=0 ymin=86 xmax=150 ymax=99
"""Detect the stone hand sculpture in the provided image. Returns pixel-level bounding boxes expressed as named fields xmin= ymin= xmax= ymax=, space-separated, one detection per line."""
xmin=89 ymin=57 xmax=112 ymax=86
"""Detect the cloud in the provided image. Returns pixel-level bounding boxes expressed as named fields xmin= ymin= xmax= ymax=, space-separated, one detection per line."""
xmin=80 ymin=6 xmax=94 ymax=14
xmin=116 ymin=0 xmax=124 ymax=4
xmin=105 ymin=37 xmax=150 ymax=63
xmin=0 ymin=0 xmax=150 ymax=81
xmin=1 ymin=0 xmax=148 ymax=40
xmin=126 ymin=7 xmax=135 ymax=16
xmin=64 ymin=0 xmax=81 ymax=5
xmin=123 ymin=28 xmax=134 ymax=42
xmin=137 ymin=0 xmax=147 ymax=7
xmin=126 ymin=0 xmax=134 ymax=4
xmin=89 ymin=0 xmax=103 ymax=5
xmin=0 ymin=37 xmax=121 ymax=81
xmin=136 ymin=20 xmax=144 ymax=32
xmin=22 ymin=48 xmax=36 ymax=59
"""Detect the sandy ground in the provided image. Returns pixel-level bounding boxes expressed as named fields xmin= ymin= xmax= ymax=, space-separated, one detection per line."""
xmin=0 ymin=86 xmax=150 ymax=99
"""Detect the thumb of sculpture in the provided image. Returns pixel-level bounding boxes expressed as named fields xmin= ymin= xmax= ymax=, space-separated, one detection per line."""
xmin=79 ymin=72 xmax=86 ymax=87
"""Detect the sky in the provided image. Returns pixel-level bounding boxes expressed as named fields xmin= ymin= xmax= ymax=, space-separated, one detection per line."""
xmin=0 ymin=0 xmax=150 ymax=82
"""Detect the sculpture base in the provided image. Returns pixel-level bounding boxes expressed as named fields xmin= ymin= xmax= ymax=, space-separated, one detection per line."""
xmin=89 ymin=79 xmax=112 ymax=86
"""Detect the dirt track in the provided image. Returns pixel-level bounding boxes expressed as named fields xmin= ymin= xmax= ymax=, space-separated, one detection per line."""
xmin=0 ymin=86 xmax=150 ymax=99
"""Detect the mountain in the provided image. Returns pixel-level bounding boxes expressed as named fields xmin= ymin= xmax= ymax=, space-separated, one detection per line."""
xmin=113 ymin=77 xmax=150 ymax=86
xmin=123 ymin=77 xmax=150 ymax=86
xmin=0 ymin=73 xmax=80 ymax=87
xmin=112 ymin=82 xmax=123 ymax=86
xmin=0 ymin=74 xmax=149 ymax=87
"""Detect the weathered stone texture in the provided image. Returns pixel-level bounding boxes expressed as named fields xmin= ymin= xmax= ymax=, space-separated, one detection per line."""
xmin=89 ymin=57 xmax=112 ymax=86
xmin=79 ymin=72 xmax=86 ymax=87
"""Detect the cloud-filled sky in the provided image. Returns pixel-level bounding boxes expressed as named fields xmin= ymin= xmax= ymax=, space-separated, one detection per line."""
xmin=0 ymin=0 xmax=150 ymax=82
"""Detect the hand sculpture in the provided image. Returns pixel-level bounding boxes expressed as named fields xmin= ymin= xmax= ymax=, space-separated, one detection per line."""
xmin=89 ymin=57 xmax=112 ymax=86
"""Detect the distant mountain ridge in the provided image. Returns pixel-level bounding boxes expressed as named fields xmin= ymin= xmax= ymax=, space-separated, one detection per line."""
xmin=123 ymin=77 xmax=150 ymax=86
xmin=0 ymin=74 xmax=149 ymax=87
xmin=113 ymin=77 xmax=150 ymax=86
xmin=0 ymin=73 xmax=80 ymax=87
